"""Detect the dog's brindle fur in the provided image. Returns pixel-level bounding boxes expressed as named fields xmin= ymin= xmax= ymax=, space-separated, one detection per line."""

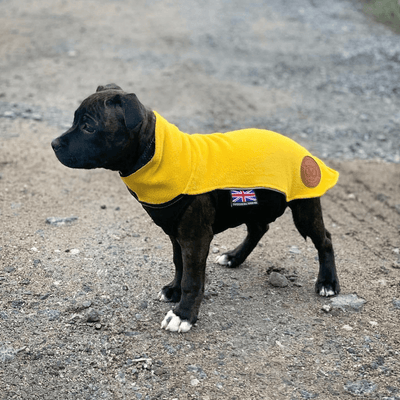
xmin=52 ymin=84 xmax=340 ymax=332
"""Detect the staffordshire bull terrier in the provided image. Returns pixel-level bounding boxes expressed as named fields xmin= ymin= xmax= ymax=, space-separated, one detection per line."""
xmin=51 ymin=84 xmax=340 ymax=333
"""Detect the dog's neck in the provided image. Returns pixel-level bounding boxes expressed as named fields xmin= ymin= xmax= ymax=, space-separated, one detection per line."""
xmin=118 ymin=111 xmax=156 ymax=177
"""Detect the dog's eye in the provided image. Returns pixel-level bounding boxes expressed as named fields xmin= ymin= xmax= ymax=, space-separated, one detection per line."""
xmin=83 ymin=124 xmax=95 ymax=133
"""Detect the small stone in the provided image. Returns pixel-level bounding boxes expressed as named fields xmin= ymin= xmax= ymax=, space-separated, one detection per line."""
xmin=87 ymin=310 xmax=100 ymax=323
xmin=321 ymin=304 xmax=332 ymax=313
xmin=46 ymin=216 xmax=78 ymax=226
xmin=369 ymin=321 xmax=378 ymax=326
xmin=289 ymin=246 xmax=301 ymax=254
xmin=269 ymin=272 xmax=289 ymax=288
xmin=348 ymin=193 xmax=356 ymax=199
xmin=95 ymin=323 xmax=102 ymax=330
xmin=82 ymin=300 xmax=92 ymax=308
xmin=139 ymin=301 xmax=148 ymax=309
xmin=344 ymin=380 xmax=377 ymax=396
xmin=69 ymin=249 xmax=80 ymax=255
xmin=100 ymin=205 xmax=107 ymax=209
xmin=392 ymin=261 xmax=400 ymax=269
xmin=191 ymin=378 xmax=200 ymax=386
xmin=39 ymin=309 xmax=60 ymax=321
xmin=122 ymin=285 xmax=129 ymax=291
xmin=4 ymin=111 xmax=17 ymax=118
xmin=212 ymin=247 xmax=219 ymax=254
xmin=330 ymin=293 xmax=366 ymax=311
xmin=31 ymin=113 xmax=42 ymax=121
xmin=4 ymin=266 xmax=15 ymax=273
xmin=342 ymin=325 xmax=353 ymax=331
xmin=392 ymin=299 xmax=400 ymax=309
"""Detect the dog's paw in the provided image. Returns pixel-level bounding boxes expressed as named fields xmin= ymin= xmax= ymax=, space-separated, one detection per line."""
xmin=215 ymin=254 xmax=231 ymax=266
xmin=215 ymin=253 xmax=240 ymax=268
xmin=319 ymin=287 xmax=336 ymax=297
xmin=316 ymin=281 xmax=340 ymax=297
xmin=157 ymin=286 xmax=181 ymax=303
xmin=161 ymin=310 xmax=192 ymax=333
xmin=158 ymin=291 xmax=169 ymax=302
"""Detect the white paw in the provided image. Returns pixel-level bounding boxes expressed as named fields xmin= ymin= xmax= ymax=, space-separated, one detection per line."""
xmin=215 ymin=254 xmax=230 ymax=266
xmin=161 ymin=310 xmax=192 ymax=333
xmin=319 ymin=287 xmax=335 ymax=297
xmin=157 ymin=290 xmax=168 ymax=302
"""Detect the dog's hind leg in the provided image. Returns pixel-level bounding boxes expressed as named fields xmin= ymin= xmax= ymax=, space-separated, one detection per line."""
xmin=289 ymin=198 xmax=340 ymax=296
xmin=158 ymin=237 xmax=183 ymax=303
xmin=216 ymin=220 xmax=269 ymax=268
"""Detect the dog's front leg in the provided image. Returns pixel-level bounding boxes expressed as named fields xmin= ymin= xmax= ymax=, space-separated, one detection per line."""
xmin=161 ymin=196 xmax=214 ymax=333
xmin=158 ymin=237 xmax=183 ymax=303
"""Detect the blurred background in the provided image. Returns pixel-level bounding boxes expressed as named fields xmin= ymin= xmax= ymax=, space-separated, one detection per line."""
xmin=1 ymin=0 xmax=399 ymax=161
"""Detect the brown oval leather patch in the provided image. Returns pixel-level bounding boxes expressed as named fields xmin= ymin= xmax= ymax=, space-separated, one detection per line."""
xmin=301 ymin=156 xmax=321 ymax=188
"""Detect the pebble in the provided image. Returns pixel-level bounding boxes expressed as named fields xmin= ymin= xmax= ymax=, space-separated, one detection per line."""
xmin=330 ymin=293 xmax=366 ymax=311
xmin=87 ymin=310 xmax=100 ymax=323
xmin=212 ymin=247 xmax=219 ymax=254
xmin=46 ymin=216 xmax=78 ymax=226
xmin=393 ymin=299 xmax=400 ymax=309
xmin=344 ymin=380 xmax=377 ymax=396
xmin=289 ymin=245 xmax=301 ymax=254
xmin=342 ymin=325 xmax=353 ymax=331
xmin=69 ymin=249 xmax=80 ymax=255
xmin=31 ymin=113 xmax=42 ymax=121
xmin=82 ymin=300 xmax=92 ymax=308
xmin=190 ymin=378 xmax=200 ymax=386
xmin=269 ymin=272 xmax=289 ymax=288
xmin=321 ymin=304 xmax=332 ymax=313
xmin=3 ymin=111 xmax=17 ymax=118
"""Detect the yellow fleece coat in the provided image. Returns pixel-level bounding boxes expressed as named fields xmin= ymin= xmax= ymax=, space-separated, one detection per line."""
xmin=121 ymin=112 xmax=339 ymax=205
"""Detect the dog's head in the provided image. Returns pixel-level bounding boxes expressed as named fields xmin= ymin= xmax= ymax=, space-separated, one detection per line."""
xmin=51 ymin=84 xmax=147 ymax=171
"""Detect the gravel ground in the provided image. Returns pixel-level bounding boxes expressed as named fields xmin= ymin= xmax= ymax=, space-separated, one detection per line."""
xmin=1 ymin=0 xmax=400 ymax=399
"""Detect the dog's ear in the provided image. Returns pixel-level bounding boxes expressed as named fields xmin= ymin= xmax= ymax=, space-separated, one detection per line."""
xmin=96 ymin=83 xmax=123 ymax=92
xmin=119 ymin=93 xmax=147 ymax=131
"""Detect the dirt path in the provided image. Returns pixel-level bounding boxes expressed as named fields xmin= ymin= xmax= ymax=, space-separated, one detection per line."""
xmin=1 ymin=1 xmax=399 ymax=399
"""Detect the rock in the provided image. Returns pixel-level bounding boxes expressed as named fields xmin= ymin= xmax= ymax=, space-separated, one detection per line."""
xmin=269 ymin=272 xmax=289 ymax=288
xmin=393 ymin=299 xmax=400 ymax=309
xmin=3 ymin=110 xmax=17 ymax=118
xmin=344 ymin=380 xmax=377 ymax=396
xmin=330 ymin=293 xmax=366 ymax=311
xmin=87 ymin=310 xmax=100 ymax=323
xmin=300 ymin=390 xmax=318 ymax=399
xmin=46 ymin=216 xmax=78 ymax=226
xmin=38 ymin=309 xmax=60 ymax=321
xmin=4 ymin=266 xmax=15 ymax=273
xmin=321 ymin=304 xmax=332 ymax=313
xmin=342 ymin=325 xmax=353 ymax=331
xmin=31 ymin=113 xmax=42 ymax=121
xmin=40 ymin=293 xmax=51 ymax=300
xmin=0 ymin=344 xmax=17 ymax=362
xmin=212 ymin=247 xmax=219 ymax=254
xmin=82 ymin=300 xmax=92 ymax=308
xmin=289 ymin=245 xmax=301 ymax=254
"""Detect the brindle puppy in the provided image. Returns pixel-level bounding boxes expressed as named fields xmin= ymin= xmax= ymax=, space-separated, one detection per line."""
xmin=52 ymin=84 xmax=340 ymax=333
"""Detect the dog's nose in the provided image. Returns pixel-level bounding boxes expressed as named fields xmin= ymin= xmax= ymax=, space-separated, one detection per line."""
xmin=51 ymin=137 xmax=61 ymax=151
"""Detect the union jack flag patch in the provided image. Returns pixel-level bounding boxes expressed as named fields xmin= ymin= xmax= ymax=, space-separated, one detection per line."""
xmin=230 ymin=190 xmax=258 ymax=206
